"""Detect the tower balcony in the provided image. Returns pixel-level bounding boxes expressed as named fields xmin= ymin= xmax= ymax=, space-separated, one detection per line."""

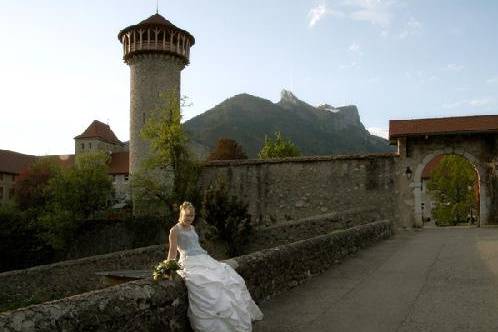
xmin=118 ymin=14 xmax=195 ymax=65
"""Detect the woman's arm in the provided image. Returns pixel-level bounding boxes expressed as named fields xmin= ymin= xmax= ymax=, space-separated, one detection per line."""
xmin=167 ymin=226 xmax=179 ymax=261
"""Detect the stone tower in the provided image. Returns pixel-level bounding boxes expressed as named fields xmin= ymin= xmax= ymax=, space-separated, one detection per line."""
xmin=118 ymin=13 xmax=194 ymax=210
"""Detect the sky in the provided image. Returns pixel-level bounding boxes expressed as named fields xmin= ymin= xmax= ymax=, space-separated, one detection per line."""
xmin=1 ymin=0 xmax=498 ymax=156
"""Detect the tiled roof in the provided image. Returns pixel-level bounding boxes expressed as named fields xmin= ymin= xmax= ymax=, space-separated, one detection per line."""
xmin=108 ymin=151 xmax=129 ymax=174
xmin=139 ymin=13 xmax=173 ymax=26
xmin=389 ymin=115 xmax=498 ymax=140
xmin=74 ymin=120 xmax=123 ymax=145
xmin=421 ymin=154 xmax=444 ymax=179
xmin=0 ymin=150 xmax=37 ymax=174
xmin=118 ymin=13 xmax=195 ymax=45
xmin=49 ymin=152 xmax=129 ymax=174
xmin=0 ymin=150 xmax=129 ymax=175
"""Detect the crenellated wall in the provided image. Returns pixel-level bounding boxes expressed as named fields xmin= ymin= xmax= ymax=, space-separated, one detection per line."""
xmin=199 ymin=153 xmax=400 ymax=227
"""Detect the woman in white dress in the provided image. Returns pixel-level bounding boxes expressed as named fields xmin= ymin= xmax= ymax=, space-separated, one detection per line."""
xmin=166 ymin=201 xmax=263 ymax=332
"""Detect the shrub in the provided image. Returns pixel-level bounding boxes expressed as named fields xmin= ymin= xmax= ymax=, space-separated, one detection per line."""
xmin=202 ymin=179 xmax=251 ymax=257
xmin=0 ymin=204 xmax=53 ymax=272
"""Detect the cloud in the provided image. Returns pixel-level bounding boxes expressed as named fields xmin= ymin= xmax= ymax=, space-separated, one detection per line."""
xmin=308 ymin=0 xmax=397 ymax=28
xmin=443 ymin=97 xmax=496 ymax=109
xmin=367 ymin=127 xmax=389 ymax=139
xmin=468 ymin=98 xmax=496 ymax=107
xmin=308 ymin=4 xmax=328 ymax=27
xmin=308 ymin=3 xmax=345 ymax=27
xmin=349 ymin=42 xmax=361 ymax=52
xmin=444 ymin=63 xmax=464 ymax=72
xmin=399 ymin=17 xmax=422 ymax=39
xmin=339 ymin=61 xmax=359 ymax=70
xmin=486 ymin=76 xmax=498 ymax=84
xmin=348 ymin=0 xmax=394 ymax=28
xmin=405 ymin=70 xmax=438 ymax=83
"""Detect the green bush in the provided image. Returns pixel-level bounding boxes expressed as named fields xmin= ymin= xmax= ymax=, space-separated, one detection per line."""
xmin=202 ymin=179 xmax=251 ymax=257
xmin=258 ymin=131 xmax=300 ymax=159
xmin=0 ymin=204 xmax=53 ymax=272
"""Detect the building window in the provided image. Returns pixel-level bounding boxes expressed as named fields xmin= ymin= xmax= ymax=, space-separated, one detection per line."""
xmin=89 ymin=143 xmax=92 ymax=149
xmin=0 ymin=187 xmax=3 ymax=200
xmin=81 ymin=143 xmax=84 ymax=150
xmin=0 ymin=174 xmax=3 ymax=181
xmin=11 ymin=174 xmax=15 ymax=182
xmin=124 ymin=175 xmax=129 ymax=182
xmin=8 ymin=188 xmax=14 ymax=200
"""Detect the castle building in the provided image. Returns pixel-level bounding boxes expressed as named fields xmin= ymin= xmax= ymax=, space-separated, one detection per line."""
xmin=1 ymin=12 xmax=195 ymax=210
xmin=0 ymin=121 xmax=131 ymax=206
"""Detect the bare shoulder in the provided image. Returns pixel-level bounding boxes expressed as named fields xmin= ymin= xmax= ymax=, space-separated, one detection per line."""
xmin=169 ymin=224 xmax=179 ymax=234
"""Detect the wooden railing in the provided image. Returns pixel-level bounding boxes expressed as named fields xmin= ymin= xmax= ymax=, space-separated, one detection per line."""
xmin=125 ymin=41 xmax=188 ymax=58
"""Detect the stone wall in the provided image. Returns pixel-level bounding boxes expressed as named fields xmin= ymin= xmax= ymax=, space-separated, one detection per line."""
xmin=62 ymin=219 xmax=166 ymax=260
xmin=200 ymin=154 xmax=399 ymax=227
xmin=0 ymin=206 xmax=382 ymax=312
xmin=0 ymin=244 xmax=165 ymax=312
xmin=0 ymin=221 xmax=392 ymax=331
xmin=246 ymin=206 xmax=381 ymax=252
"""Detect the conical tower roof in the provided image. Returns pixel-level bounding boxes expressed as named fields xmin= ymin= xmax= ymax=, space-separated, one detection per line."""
xmin=118 ymin=13 xmax=195 ymax=45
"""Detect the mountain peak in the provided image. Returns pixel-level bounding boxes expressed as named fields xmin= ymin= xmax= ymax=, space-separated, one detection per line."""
xmin=317 ymin=104 xmax=338 ymax=112
xmin=279 ymin=89 xmax=300 ymax=104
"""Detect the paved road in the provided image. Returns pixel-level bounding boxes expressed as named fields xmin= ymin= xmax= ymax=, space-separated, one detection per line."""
xmin=253 ymin=227 xmax=498 ymax=332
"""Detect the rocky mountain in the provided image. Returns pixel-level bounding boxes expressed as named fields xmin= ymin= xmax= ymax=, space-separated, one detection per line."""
xmin=184 ymin=90 xmax=394 ymax=158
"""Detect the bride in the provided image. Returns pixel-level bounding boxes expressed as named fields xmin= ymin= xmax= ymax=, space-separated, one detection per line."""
xmin=166 ymin=201 xmax=263 ymax=332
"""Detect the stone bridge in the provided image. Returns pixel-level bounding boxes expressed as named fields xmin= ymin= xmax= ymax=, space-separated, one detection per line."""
xmin=254 ymin=226 xmax=498 ymax=332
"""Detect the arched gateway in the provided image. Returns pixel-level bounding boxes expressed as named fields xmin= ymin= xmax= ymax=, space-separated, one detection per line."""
xmin=389 ymin=115 xmax=498 ymax=228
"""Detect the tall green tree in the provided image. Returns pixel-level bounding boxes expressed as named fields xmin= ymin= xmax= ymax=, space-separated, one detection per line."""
xmin=38 ymin=151 xmax=114 ymax=249
xmin=48 ymin=151 xmax=114 ymax=219
xmin=134 ymin=93 xmax=200 ymax=214
xmin=258 ymin=131 xmax=300 ymax=159
xmin=427 ymin=155 xmax=478 ymax=226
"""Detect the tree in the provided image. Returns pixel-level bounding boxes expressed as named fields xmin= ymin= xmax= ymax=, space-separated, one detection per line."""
xmin=38 ymin=151 xmax=114 ymax=250
xmin=427 ymin=155 xmax=478 ymax=226
xmin=207 ymin=138 xmax=248 ymax=161
xmin=258 ymin=131 xmax=300 ymax=159
xmin=48 ymin=151 xmax=114 ymax=219
xmin=135 ymin=92 xmax=201 ymax=215
xmin=15 ymin=157 xmax=62 ymax=211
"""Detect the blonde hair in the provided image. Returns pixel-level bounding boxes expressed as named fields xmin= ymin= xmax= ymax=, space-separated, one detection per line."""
xmin=179 ymin=201 xmax=195 ymax=212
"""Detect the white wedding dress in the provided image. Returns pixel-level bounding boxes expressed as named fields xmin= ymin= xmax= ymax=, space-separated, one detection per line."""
xmin=175 ymin=225 xmax=263 ymax=332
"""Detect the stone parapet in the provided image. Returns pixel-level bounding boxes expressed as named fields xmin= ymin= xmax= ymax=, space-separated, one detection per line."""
xmin=0 ymin=221 xmax=391 ymax=331
xmin=246 ymin=206 xmax=381 ymax=252
xmin=0 ymin=245 xmax=165 ymax=312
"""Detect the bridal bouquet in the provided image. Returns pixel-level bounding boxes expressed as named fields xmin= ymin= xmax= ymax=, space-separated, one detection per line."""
xmin=152 ymin=260 xmax=182 ymax=281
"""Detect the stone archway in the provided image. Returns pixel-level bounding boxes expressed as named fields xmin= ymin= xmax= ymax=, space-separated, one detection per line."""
xmin=389 ymin=116 xmax=498 ymax=229
xmin=412 ymin=149 xmax=488 ymax=227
